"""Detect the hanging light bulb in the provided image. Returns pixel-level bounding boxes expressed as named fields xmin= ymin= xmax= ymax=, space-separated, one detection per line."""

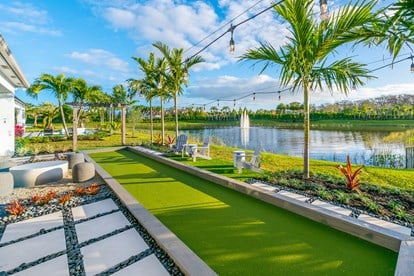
xmin=233 ymin=99 xmax=236 ymax=107
xmin=217 ymin=99 xmax=220 ymax=107
xmin=253 ymin=93 xmax=256 ymax=102
xmin=411 ymin=55 xmax=414 ymax=73
xmin=278 ymin=91 xmax=281 ymax=101
xmin=229 ymin=24 xmax=235 ymax=54
xmin=320 ymin=0 xmax=328 ymax=20
xmin=183 ymin=68 xmax=189 ymax=81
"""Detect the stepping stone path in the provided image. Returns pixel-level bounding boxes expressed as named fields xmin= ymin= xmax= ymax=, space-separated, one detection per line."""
xmin=0 ymin=198 xmax=172 ymax=275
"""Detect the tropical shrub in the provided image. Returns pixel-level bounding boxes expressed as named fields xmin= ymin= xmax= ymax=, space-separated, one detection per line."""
xmin=336 ymin=155 xmax=364 ymax=192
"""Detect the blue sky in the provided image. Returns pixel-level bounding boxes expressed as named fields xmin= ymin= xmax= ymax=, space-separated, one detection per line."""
xmin=2 ymin=0 xmax=413 ymax=111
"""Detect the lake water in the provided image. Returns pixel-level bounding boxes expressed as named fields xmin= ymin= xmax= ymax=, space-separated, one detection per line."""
xmin=182 ymin=127 xmax=406 ymax=167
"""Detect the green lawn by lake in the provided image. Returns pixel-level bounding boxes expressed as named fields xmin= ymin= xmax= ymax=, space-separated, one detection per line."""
xmin=91 ymin=149 xmax=397 ymax=275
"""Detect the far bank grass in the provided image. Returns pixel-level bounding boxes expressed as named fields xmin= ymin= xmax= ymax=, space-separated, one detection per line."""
xmin=91 ymin=149 xmax=397 ymax=276
xmin=208 ymin=144 xmax=414 ymax=191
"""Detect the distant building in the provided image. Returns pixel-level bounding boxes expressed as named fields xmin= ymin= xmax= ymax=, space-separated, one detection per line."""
xmin=0 ymin=34 xmax=30 ymax=157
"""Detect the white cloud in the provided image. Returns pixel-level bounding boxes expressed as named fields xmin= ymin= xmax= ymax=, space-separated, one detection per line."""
xmin=0 ymin=2 xmax=61 ymax=36
xmin=0 ymin=2 xmax=49 ymax=24
xmin=85 ymin=0 xmax=287 ymax=71
xmin=68 ymin=49 xmax=130 ymax=73
xmin=0 ymin=22 xmax=62 ymax=36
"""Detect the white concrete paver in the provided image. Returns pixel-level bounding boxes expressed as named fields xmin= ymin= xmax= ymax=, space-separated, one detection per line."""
xmin=251 ymin=182 xmax=277 ymax=192
xmin=0 ymin=229 xmax=66 ymax=271
xmin=72 ymin=198 xmax=118 ymax=221
xmin=81 ymin=228 xmax=149 ymax=276
xmin=358 ymin=214 xmax=412 ymax=236
xmin=13 ymin=254 xmax=69 ymax=276
xmin=312 ymin=200 xmax=352 ymax=216
xmin=112 ymin=254 xmax=170 ymax=276
xmin=0 ymin=211 xmax=63 ymax=243
xmin=75 ymin=211 xmax=131 ymax=243
xmin=277 ymin=190 xmax=310 ymax=202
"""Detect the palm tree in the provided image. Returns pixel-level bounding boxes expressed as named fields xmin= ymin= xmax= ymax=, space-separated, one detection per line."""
xmin=371 ymin=0 xmax=414 ymax=59
xmin=131 ymin=53 xmax=158 ymax=144
xmin=27 ymin=73 xmax=74 ymax=137
xmin=111 ymin=84 xmax=136 ymax=145
xmin=153 ymin=41 xmax=204 ymax=138
xmin=39 ymin=102 xmax=59 ymax=129
xmin=71 ymin=78 xmax=102 ymax=125
xmin=240 ymin=0 xmax=376 ymax=178
xmin=70 ymin=78 xmax=102 ymax=151
xmin=153 ymin=57 xmax=170 ymax=145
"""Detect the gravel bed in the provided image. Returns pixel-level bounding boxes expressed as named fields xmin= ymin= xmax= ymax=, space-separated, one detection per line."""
xmin=0 ymin=175 xmax=184 ymax=275
xmin=246 ymin=179 xmax=414 ymax=236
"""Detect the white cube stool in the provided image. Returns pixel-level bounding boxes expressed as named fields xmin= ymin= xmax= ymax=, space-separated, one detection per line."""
xmin=0 ymin=172 xmax=14 ymax=196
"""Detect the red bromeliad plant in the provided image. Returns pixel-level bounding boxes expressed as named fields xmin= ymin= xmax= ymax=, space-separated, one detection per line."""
xmin=6 ymin=200 xmax=26 ymax=216
xmin=85 ymin=183 xmax=100 ymax=195
xmin=166 ymin=135 xmax=176 ymax=147
xmin=74 ymin=187 xmax=87 ymax=196
xmin=58 ymin=192 xmax=73 ymax=204
xmin=336 ymin=155 xmax=364 ymax=193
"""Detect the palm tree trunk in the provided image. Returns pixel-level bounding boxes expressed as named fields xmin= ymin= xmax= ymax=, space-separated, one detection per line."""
xmin=58 ymin=100 xmax=69 ymax=137
xmin=303 ymin=84 xmax=310 ymax=179
xmin=121 ymin=106 xmax=126 ymax=145
xmin=72 ymin=106 xmax=78 ymax=152
xmin=149 ymin=100 xmax=154 ymax=144
xmin=161 ymin=99 xmax=165 ymax=145
xmin=174 ymin=96 xmax=179 ymax=138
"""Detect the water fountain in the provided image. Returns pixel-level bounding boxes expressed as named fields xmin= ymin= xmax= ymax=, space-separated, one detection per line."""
xmin=240 ymin=110 xmax=250 ymax=147
xmin=240 ymin=110 xmax=250 ymax=129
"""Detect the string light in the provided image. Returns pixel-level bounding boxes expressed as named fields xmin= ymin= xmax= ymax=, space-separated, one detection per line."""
xmin=253 ymin=92 xmax=256 ymax=101
xmin=411 ymin=55 xmax=414 ymax=73
xmin=229 ymin=24 xmax=235 ymax=54
xmin=320 ymin=0 xmax=328 ymax=20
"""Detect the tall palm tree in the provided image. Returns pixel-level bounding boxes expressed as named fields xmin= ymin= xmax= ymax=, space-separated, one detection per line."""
xmin=240 ymin=0 xmax=377 ymax=178
xmin=154 ymin=57 xmax=171 ymax=145
xmin=27 ymin=73 xmax=74 ymax=137
xmin=131 ymin=53 xmax=158 ymax=144
xmin=153 ymin=41 xmax=204 ymax=138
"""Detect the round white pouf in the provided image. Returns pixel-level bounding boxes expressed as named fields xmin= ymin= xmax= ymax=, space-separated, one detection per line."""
xmin=73 ymin=162 xmax=95 ymax=183
xmin=0 ymin=172 xmax=14 ymax=196
xmin=67 ymin=153 xmax=84 ymax=169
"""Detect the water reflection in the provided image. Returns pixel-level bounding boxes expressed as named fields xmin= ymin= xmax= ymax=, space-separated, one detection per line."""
xmin=182 ymin=127 xmax=405 ymax=165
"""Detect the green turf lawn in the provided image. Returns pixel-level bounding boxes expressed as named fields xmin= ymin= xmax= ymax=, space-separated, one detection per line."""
xmin=91 ymin=149 xmax=397 ymax=275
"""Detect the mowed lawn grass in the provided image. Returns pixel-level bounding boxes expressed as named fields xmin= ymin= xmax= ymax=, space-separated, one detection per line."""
xmin=91 ymin=149 xmax=397 ymax=275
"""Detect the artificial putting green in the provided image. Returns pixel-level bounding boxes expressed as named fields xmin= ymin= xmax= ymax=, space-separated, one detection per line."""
xmin=91 ymin=149 xmax=397 ymax=275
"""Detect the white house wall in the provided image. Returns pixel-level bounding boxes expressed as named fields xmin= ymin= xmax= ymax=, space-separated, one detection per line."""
xmin=0 ymin=93 xmax=15 ymax=157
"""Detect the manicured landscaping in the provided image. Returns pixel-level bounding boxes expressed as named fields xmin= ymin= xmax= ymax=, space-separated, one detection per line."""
xmin=91 ymin=149 xmax=398 ymax=275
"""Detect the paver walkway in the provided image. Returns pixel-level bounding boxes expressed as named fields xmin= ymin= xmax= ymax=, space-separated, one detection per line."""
xmin=0 ymin=198 xmax=170 ymax=275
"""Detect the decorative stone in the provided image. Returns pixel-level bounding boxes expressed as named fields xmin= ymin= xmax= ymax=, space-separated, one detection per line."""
xmin=72 ymin=162 xmax=95 ymax=183
xmin=67 ymin=153 xmax=85 ymax=170
xmin=0 ymin=172 xmax=14 ymax=196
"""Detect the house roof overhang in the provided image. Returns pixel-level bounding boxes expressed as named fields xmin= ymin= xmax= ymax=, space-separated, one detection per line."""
xmin=0 ymin=34 xmax=30 ymax=89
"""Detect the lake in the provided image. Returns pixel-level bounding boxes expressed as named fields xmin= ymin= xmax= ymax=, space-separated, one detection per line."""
xmin=182 ymin=126 xmax=406 ymax=167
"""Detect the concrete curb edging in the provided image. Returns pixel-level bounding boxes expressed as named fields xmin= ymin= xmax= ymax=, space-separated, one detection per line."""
xmin=127 ymin=146 xmax=414 ymax=275
xmin=82 ymin=149 xmax=217 ymax=276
